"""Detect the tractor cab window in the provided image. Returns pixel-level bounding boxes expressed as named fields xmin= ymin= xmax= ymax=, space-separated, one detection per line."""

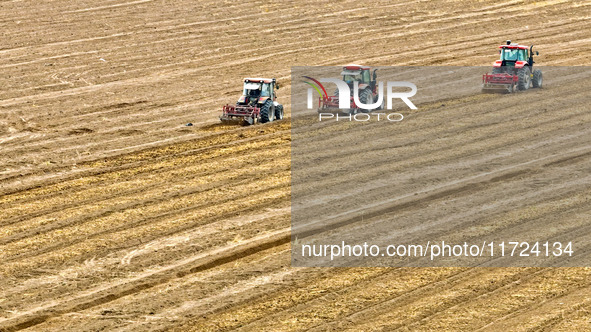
xmin=243 ymin=82 xmax=261 ymax=96
xmin=361 ymin=70 xmax=370 ymax=83
xmin=501 ymin=48 xmax=519 ymax=61
xmin=342 ymin=70 xmax=363 ymax=84
xmin=343 ymin=74 xmax=361 ymax=84
xmin=501 ymin=48 xmax=527 ymax=61
xmin=260 ymin=83 xmax=271 ymax=97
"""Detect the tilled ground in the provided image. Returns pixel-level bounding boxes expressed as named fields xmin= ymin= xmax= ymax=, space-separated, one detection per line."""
xmin=0 ymin=0 xmax=590 ymax=331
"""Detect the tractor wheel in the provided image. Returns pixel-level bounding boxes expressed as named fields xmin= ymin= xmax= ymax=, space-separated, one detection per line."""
xmin=532 ymin=69 xmax=543 ymax=88
xmin=359 ymin=88 xmax=373 ymax=113
xmin=517 ymin=66 xmax=531 ymax=91
xmin=274 ymin=104 xmax=284 ymax=120
xmin=375 ymin=94 xmax=384 ymax=110
xmin=259 ymin=99 xmax=275 ymax=123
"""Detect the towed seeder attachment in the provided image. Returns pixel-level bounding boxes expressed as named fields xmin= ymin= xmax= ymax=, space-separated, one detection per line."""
xmin=482 ymin=73 xmax=518 ymax=93
xmin=220 ymin=105 xmax=260 ymax=125
xmin=317 ymin=95 xmax=352 ymax=114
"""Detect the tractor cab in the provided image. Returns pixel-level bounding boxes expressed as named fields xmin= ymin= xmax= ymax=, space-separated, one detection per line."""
xmin=238 ymin=78 xmax=278 ymax=106
xmin=500 ymin=48 xmax=527 ymax=61
xmin=342 ymin=69 xmax=368 ymax=85
xmin=499 ymin=46 xmax=528 ymax=68
xmin=341 ymin=64 xmax=378 ymax=91
xmin=243 ymin=82 xmax=263 ymax=97
xmin=495 ymin=40 xmax=538 ymax=70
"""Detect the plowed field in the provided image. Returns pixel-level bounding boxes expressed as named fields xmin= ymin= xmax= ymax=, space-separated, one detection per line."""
xmin=1 ymin=0 xmax=590 ymax=331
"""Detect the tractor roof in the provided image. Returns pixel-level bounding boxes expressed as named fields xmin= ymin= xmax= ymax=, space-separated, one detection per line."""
xmin=343 ymin=64 xmax=370 ymax=71
xmin=499 ymin=44 xmax=529 ymax=50
xmin=244 ymin=78 xmax=275 ymax=83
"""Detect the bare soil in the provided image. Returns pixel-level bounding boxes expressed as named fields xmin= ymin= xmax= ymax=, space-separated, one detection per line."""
xmin=0 ymin=0 xmax=590 ymax=331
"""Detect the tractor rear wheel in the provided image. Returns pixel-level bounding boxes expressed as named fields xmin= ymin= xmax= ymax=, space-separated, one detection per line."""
xmin=517 ymin=66 xmax=531 ymax=91
xmin=274 ymin=104 xmax=284 ymax=120
xmin=259 ymin=99 xmax=275 ymax=123
xmin=532 ymin=69 xmax=543 ymax=88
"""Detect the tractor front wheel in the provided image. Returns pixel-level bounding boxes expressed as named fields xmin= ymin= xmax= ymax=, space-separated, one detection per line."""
xmin=532 ymin=69 xmax=543 ymax=88
xmin=274 ymin=104 xmax=284 ymax=120
xmin=359 ymin=88 xmax=373 ymax=113
xmin=517 ymin=66 xmax=531 ymax=91
xmin=259 ymin=100 xmax=275 ymax=123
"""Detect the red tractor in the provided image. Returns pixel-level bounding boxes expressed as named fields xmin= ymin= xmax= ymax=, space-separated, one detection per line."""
xmin=318 ymin=64 xmax=382 ymax=114
xmin=220 ymin=78 xmax=284 ymax=125
xmin=482 ymin=40 xmax=543 ymax=93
